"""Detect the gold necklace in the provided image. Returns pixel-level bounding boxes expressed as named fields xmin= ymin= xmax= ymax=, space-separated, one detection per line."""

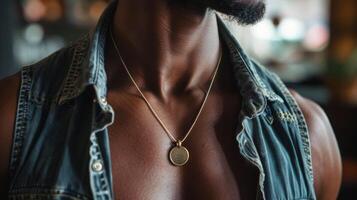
xmin=110 ymin=28 xmax=222 ymax=166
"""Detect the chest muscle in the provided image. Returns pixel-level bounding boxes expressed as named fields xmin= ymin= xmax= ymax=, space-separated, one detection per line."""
xmin=107 ymin=89 xmax=258 ymax=200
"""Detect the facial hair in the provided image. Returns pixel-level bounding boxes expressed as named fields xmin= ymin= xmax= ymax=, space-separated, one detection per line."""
xmin=170 ymin=0 xmax=266 ymax=25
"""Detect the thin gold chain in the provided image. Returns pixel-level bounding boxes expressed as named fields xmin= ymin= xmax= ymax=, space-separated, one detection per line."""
xmin=110 ymin=28 xmax=222 ymax=145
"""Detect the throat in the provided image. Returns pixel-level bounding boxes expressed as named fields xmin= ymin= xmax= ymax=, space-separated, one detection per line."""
xmin=106 ymin=0 xmax=222 ymax=98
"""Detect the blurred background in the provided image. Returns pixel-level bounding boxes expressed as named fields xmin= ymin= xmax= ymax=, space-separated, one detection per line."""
xmin=0 ymin=0 xmax=356 ymax=199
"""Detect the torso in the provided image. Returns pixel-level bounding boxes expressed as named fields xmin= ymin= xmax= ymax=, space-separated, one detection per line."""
xmin=106 ymin=57 xmax=259 ymax=200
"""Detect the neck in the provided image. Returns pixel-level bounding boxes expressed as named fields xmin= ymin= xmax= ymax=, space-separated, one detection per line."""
xmin=108 ymin=0 xmax=221 ymax=99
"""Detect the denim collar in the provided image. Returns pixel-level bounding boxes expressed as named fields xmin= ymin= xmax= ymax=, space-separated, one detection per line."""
xmin=58 ymin=0 xmax=283 ymax=118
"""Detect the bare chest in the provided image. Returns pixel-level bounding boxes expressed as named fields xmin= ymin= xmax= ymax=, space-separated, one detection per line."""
xmin=106 ymin=91 xmax=258 ymax=200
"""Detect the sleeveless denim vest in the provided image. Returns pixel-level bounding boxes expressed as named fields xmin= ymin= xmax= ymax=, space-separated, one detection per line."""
xmin=7 ymin=1 xmax=316 ymax=199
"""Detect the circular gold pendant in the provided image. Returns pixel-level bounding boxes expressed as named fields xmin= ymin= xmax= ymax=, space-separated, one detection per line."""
xmin=169 ymin=145 xmax=189 ymax=166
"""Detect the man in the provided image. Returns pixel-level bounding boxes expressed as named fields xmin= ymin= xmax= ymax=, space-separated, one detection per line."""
xmin=0 ymin=0 xmax=342 ymax=199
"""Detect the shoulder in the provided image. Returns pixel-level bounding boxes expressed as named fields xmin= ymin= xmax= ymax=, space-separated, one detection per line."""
xmin=0 ymin=72 xmax=20 ymax=123
xmin=0 ymin=72 xmax=20 ymax=192
xmin=0 ymin=71 xmax=20 ymax=89
xmin=290 ymin=90 xmax=342 ymax=199
xmin=0 ymin=34 xmax=90 ymax=191
xmin=246 ymin=58 xmax=342 ymax=198
xmin=0 ymin=72 xmax=20 ymax=128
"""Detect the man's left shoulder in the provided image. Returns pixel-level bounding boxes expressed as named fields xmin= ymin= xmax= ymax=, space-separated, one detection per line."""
xmin=290 ymin=90 xmax=342 ymax=200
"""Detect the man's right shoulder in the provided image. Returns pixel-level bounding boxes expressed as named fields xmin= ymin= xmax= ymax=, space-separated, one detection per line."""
xmin=0 ymin=72 xmax=20 ymax=192
xmin=0 ymin=43 xmax=73 ymax=187
xmin=0 ymin=72 xmax=20 ymax=111
xmin=0 ymin=72 xmax=20 ymax=136
xmin=0 ymin=41 xmax=75 ymax=188
xmin=0 ymin=34 xmax=82 ymax=130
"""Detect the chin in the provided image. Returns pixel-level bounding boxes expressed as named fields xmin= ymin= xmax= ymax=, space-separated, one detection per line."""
xmin=174 ymin=0 xmax=266 ymax=25
xmin=209 ymin=0 xmax=266 ymax=25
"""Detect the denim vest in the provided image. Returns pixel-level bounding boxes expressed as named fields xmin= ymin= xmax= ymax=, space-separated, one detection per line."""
xmin=7 ymin=1 xmax=316 ymax=199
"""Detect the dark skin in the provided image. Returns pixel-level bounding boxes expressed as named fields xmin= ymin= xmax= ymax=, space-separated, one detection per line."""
xmin=0 ymin=0 xmax=342 ymax=199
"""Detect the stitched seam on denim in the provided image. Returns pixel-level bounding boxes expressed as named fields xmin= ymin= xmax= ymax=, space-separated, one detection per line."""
xmin=218 ymin=15 xmax=260 ymax=88
xmin=277 ymin=111 xmax=297 ymax=123
xmin=268 ymin=72 xmax=314 ymax=183
xmin=9 ymin=66 xmax=32 ymax=181
xmin=9 ymin=194 xmax=86 ymax=200
xmin=58 ymin=34 xmax=90 ymax=103
xmin=90 ymin=1 xmax=116 ymax=88
xmin=226 ymin=34 xmax=264 ymax=98
xmin=9 ymin=187 xmax=91 ymax=200
xmin=9 ymin=193 xmax=89 ymax=200
xmin=217 ymin=15 xmax=283 ymax=104
xmin=222 ymin=31 xmax=267 ymax=118
xmin=89 ymin=102 xmax=115 ymax=199
xmin=89 ymin=133 xmax=112 ymax=199
xmin=92 ymin=35 xmax=102 ymax=87
xmin=250 ymin=60 xmax=285 ymax=103
xmin=88 ymin=16 xmax=102 ymax=87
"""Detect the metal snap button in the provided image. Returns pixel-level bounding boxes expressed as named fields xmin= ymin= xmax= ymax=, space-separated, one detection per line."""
xmin=92 ymin=160 xmax=104 ymax=172
xmin=100 ymin=97 xmax=108 ymax=106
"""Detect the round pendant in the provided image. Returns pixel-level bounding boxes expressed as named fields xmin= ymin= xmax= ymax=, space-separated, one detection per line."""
xmin=169 ymin=145 xmax=189 ymax=166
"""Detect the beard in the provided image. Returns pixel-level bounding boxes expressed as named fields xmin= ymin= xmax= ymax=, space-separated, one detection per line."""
xmin=170 ymin=0 xmax=266 ymax=25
